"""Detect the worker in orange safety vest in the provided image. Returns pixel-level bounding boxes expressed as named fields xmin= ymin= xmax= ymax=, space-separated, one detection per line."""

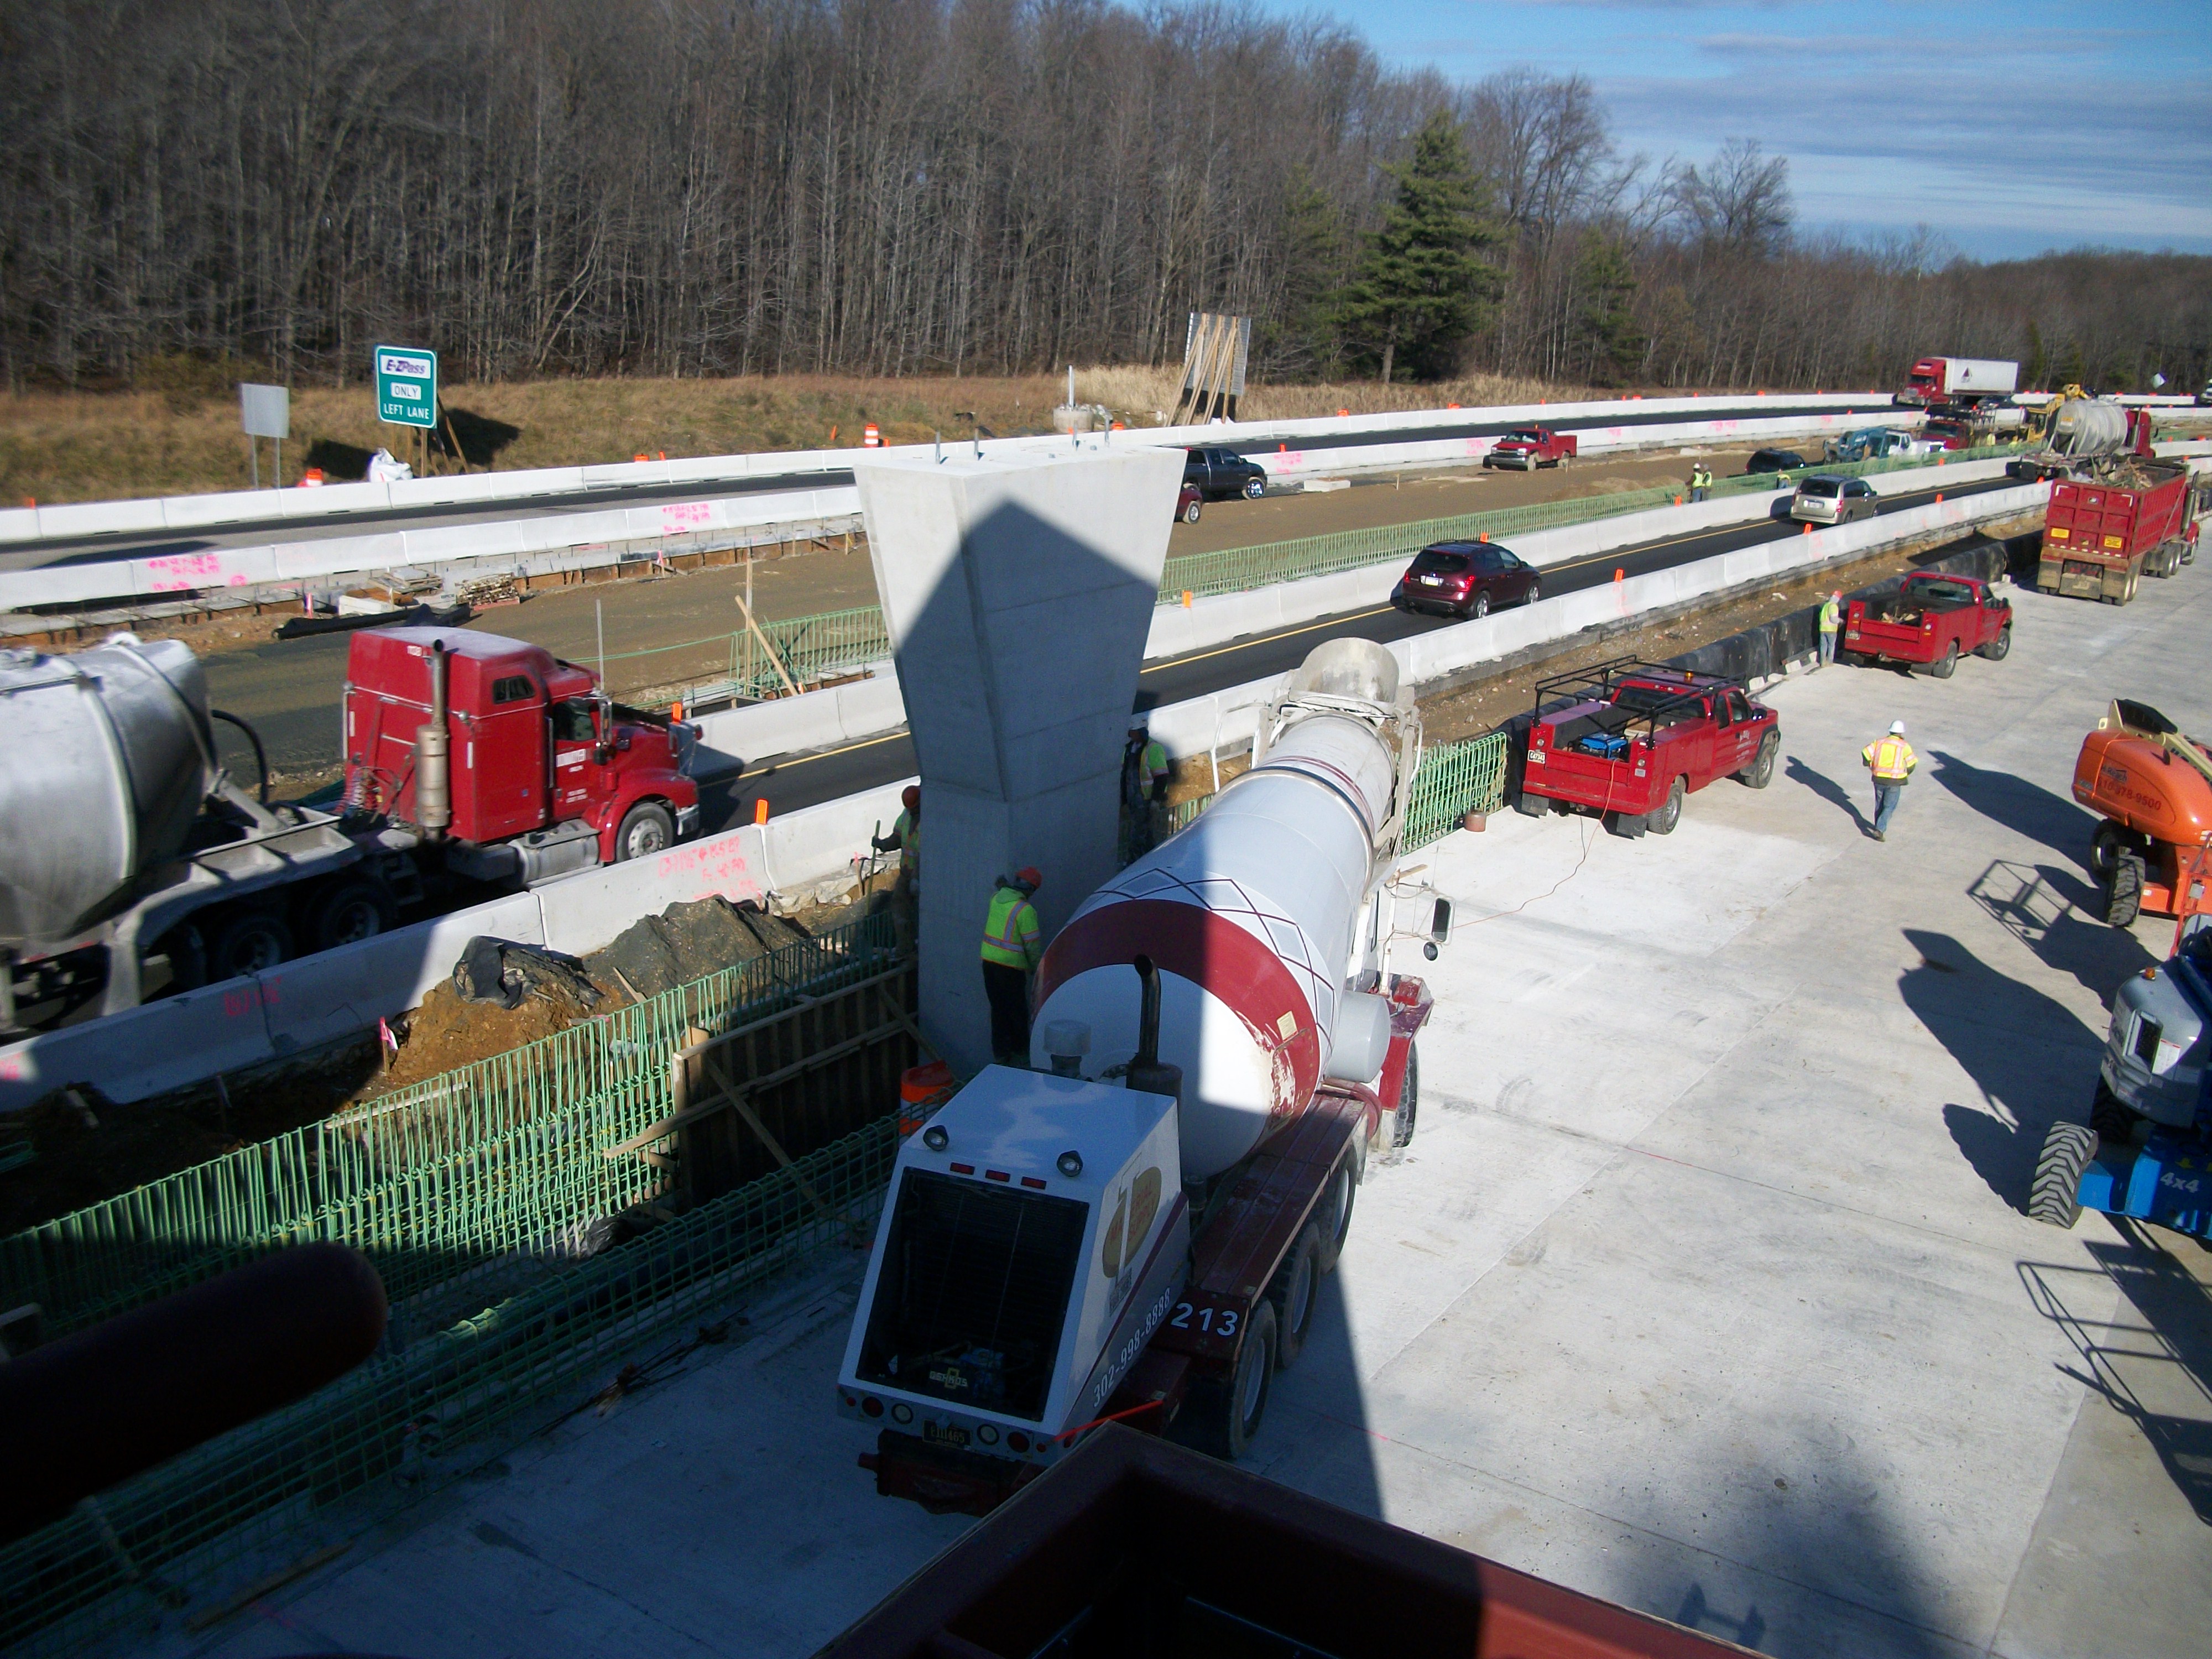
xmin=1861 ymin=720 xmax=1918 ymax=842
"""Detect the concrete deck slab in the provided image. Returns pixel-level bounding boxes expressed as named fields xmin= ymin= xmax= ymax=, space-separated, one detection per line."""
xmin=142 ymin=570 xmax=2212 ymax=1659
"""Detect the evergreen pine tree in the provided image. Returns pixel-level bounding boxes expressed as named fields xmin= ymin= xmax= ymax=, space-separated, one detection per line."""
xmin=1333 ymin=114 xmax=1504 ymax=383
xmin=1570 ymin=232 xmax=1644 ymax=385
xmin=1263 ymin=168 xmax=1346 ymax=379
xmin=2023 ymin=320 xmax=2048 ymax=392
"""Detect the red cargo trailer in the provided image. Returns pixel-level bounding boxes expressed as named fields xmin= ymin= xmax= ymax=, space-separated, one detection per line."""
xmin=2037 ymin=462 xmax=2195 ymax=604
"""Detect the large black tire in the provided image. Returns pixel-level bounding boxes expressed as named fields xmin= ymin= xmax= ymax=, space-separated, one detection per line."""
xmin=1930 ymin=641 xmax=1959 ymax=680
xmin=1178 ymin=1300 xmax=1277 ymax=1460
xmin=1390 ymin=1041 xmax=1420 ymax=1148
xmin=2106 ymin=852 xmax=2146 ymax=928
xmin=2090 ymin=1080 xmax=2139 ymax=1148
xmin=1269 ymin=1223 xmax=1324 ymax=1369
xmin=305 ymin=877 xmax=398 ymax=953
xmin=1978 ymin=624 xmax=2012 ymax=661
xmin=613 ymin=800 xmax=675 ymax=862
xmin=2030 ymin=1121 xmax=2096 ymax=1228
xmin=1647 ymin=775 xmax=1686 ymax=836
xmin=206 ymin=908 xmax=292 ymax=980
xmin=1740 ymin=731 xmax=1779 ymax=789
xmin=1316 ymin=1150 xmax=1358 ymax=1272
xmin=2089 ymin=821 xmax=2131 ymax=883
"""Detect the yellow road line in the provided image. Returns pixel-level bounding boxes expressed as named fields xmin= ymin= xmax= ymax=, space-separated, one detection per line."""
xmin=771 ymin=731 xmax=909 ymax=769
xmin=1145 ymin=606 xmax=1396 ymax=672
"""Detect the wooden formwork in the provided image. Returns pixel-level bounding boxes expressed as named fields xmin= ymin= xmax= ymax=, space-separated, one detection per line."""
xmin=614 ymin=961 xmax=922 ymax=1209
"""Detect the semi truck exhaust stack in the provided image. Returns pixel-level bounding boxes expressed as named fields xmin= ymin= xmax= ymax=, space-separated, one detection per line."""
xmin=1125 ymin=956 xmax=1181 ymax=1107
xmin=415 ymin=638 xmax=453 ymax=840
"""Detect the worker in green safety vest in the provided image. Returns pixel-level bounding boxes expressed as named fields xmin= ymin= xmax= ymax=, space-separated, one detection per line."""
xmin=1818 ymin=592 xmax=1843 ymax=667
xmin=1120 ymin=711 xmax=1171 ymax=865
xmin=980 ymin=867 xmax=1045 ymax=1064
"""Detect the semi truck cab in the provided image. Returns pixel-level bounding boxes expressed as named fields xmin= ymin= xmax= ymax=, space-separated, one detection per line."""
xmin=341 ymin=628 xmax=698 ymax=883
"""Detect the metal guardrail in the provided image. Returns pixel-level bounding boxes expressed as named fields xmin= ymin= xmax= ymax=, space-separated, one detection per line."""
xmin=632 ymin=448 xmax=2017 ymax=707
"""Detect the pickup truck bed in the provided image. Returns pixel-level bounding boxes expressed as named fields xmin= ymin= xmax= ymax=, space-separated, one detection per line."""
xmin=1515 ymin=660 xmax=1779 ymax=839
xmin=1843 ymin=573 xmax=2011 ymax=677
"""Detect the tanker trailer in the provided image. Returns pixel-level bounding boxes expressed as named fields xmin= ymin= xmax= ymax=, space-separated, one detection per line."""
xmin=837 ymin=639 xmax=1447 ymax=1515
xmin=0 ymin=635 xmax=367 ymax=1032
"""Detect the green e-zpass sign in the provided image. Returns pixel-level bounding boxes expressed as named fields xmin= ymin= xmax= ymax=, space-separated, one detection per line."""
xmin=374 ymin=345 xmax=437 ymax=429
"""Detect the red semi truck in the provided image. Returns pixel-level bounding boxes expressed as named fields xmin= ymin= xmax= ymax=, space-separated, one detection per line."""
xmin=1895 ymin=357 xmax=2017 ymax=409
xmin=1484 ymin=426 xmax=1578 ymax=469
xmin=1841 ymin=572 xmax=2012 ymax=676
xmin=1512 ymin=659 xmax=1779 ymax=838
xmin=0 ymin=627 xmax=700 ymax=1032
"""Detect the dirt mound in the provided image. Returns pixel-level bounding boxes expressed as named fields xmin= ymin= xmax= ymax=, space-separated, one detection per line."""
xmin=370 ymin=973 xmax=619 ymax=1095
xmin=585 ymin=897 xmax=807 ymax=1001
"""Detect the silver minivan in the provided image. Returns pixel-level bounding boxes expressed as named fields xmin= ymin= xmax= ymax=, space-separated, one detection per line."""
xmin=1789 ymin=474 xmax=1879 ymax=525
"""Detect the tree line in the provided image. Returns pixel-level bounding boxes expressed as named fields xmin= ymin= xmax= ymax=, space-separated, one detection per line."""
xmin=3 ymin=0 xmax=2206 ymax=397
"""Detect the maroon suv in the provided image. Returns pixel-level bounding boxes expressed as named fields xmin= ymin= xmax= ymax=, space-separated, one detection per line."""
xmin=1390 ymin=541 xmax=1542 ymax=619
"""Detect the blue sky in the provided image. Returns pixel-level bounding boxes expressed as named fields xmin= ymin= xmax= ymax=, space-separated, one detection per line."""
xmin=1248 ymin=0 xmax=2212 ymax=260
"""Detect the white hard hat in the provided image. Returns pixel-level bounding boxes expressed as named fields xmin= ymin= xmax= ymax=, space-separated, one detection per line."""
xmin=1129 ymin=709 xmax=1149 ymax=731
xmin=1889 ymin=720 xmax=1906 ymax=735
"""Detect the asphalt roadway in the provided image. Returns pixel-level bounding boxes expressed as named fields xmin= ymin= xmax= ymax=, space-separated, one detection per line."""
xmin=724 ymin=474 xmax=2014 ymax=825
xmin=7 ymin=395 xmax=1896 ymax=567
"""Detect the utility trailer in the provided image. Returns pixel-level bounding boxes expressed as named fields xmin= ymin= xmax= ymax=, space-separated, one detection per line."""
xmin=837 ymin=639 xmax=1446 ymax=1515
xmin=2037 ymin=460 xmax=2196 ymax=604
xmin=1512 ymin=658 xmax=1780 ymax=839
xmin=1840 ymin=572 xmax=2012 ymax=676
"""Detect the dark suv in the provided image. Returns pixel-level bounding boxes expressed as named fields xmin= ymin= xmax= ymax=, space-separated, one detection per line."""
xmin=1182 ymin=446 xmax=1267 ymax=500
xmin=1745 ymin=448 xmax=1807 ymax=474
xmin=1390 ymin=541 xmax=1541 ymax=619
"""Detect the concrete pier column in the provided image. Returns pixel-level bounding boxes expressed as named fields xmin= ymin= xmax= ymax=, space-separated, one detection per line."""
xmin=854 ymin=444 xmax=1182 ymax=1073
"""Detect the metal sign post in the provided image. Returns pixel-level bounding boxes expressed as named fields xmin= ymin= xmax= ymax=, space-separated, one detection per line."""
xmin=374 ymin=345 xmax=439 ymax=476
xmin=238 ymin=383 xmax=290 ymax=488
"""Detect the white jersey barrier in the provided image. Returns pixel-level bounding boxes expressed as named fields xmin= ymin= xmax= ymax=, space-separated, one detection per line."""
xmin=0 ymin=481 xmax=2049 ymax=1112
xmin=0 ymin=392 xmax=1885 ymax=550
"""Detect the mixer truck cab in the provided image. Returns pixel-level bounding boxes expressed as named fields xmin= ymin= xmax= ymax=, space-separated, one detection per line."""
xmin=839 ymin=640 xmax=1441 ymax=1515
xmin=341 ymin=629 xmax=699 ymax=883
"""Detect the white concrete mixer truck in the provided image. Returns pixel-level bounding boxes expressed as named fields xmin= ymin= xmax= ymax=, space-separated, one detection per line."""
xmin=836 ymin=639 xmax=1447 ymax=1515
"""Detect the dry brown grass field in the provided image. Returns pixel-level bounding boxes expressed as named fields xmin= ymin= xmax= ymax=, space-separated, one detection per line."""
xmin=0 ymin=362 xmax=1586 ymax=506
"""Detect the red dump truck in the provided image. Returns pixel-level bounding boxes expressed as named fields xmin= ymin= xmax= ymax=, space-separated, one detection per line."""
xmin=2038 ymin=462 xmax=2197 ymax=603
xmin=1841 ymin=572 xmax=2012 ymax=676
xmin=1484 ymin=426 xmax=1578 ymax=469
xmin=1513 ymin=659 xmax=1779 ymax=838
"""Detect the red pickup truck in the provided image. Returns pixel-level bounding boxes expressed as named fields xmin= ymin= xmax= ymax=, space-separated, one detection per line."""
xmin=1513 ymin=659 xmax=1780 ymax=838
xmin=1841 ymin=572 xmax=2012 ymax=677
xmin=1484 ymin=426 xmax=1578 ymax=470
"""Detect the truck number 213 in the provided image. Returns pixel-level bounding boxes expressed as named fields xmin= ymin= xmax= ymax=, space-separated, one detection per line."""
xmin=1170 ymin=1302 xmax=1238 ymax=1338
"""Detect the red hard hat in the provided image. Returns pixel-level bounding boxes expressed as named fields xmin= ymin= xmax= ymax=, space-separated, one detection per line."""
xmin=1016 ymin=866 xmax=1043 ymax=889
xmin=901 ymin=785 xmax=920 ymax=810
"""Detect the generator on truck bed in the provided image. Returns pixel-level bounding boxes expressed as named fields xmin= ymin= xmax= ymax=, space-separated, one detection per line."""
xmin=0 ymin=627 xmax=700 ymax=1035
xmin=2032 ymin=918 xmax=2212 ymax=1244
xmin=837 ymin=639 xmax=1444 ymax=1514
xmin=1841 ymin=572 xmax=2012 ymax=676
xmin=1511 ymin=659 xmax=1779 ymax=839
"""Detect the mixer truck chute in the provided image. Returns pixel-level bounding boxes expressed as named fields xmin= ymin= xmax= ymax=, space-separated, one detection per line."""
xmin=838 ymin=639 xmax=1441 ymax=1514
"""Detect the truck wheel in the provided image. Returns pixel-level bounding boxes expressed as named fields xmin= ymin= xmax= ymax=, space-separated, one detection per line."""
xmin=1647 ymin=776 xmax=1686 ymax=835
xmin=1740 ymin=731 xmax=1779 ymax=789
xmin=1269 ymin=1223 xmax=1324 ymax=1369
xmin=1316 ymin=1153 xmax=1358 ymax=1271
xmin=2090 ymin=1081 xmax=2140 ymax=1148
xmin=1243 ymin=477 xmax=1265 ymax=500
xmin=2029 ymin=1121 xmax=2095 ymax=1228
xmin=1931 ymin=642 xmax=1959 ymax=680
xmin=1180 ymin=1300 xmax=1277 ymax=1461
xmin=2106 ymin=852 xmax=2145 ymax=928
xmin=1390 ymin=1041 xmax=1420 ymax=1147
xmin=1978 ymin=625 xmax=2012 ymax=661
xmin=206 ymin=909 xmax=292 ymax=981
xmin=614 ymin=801 xmax=675 ymax=862
xmin=306 ymin=878 xmax=397 ymax=953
